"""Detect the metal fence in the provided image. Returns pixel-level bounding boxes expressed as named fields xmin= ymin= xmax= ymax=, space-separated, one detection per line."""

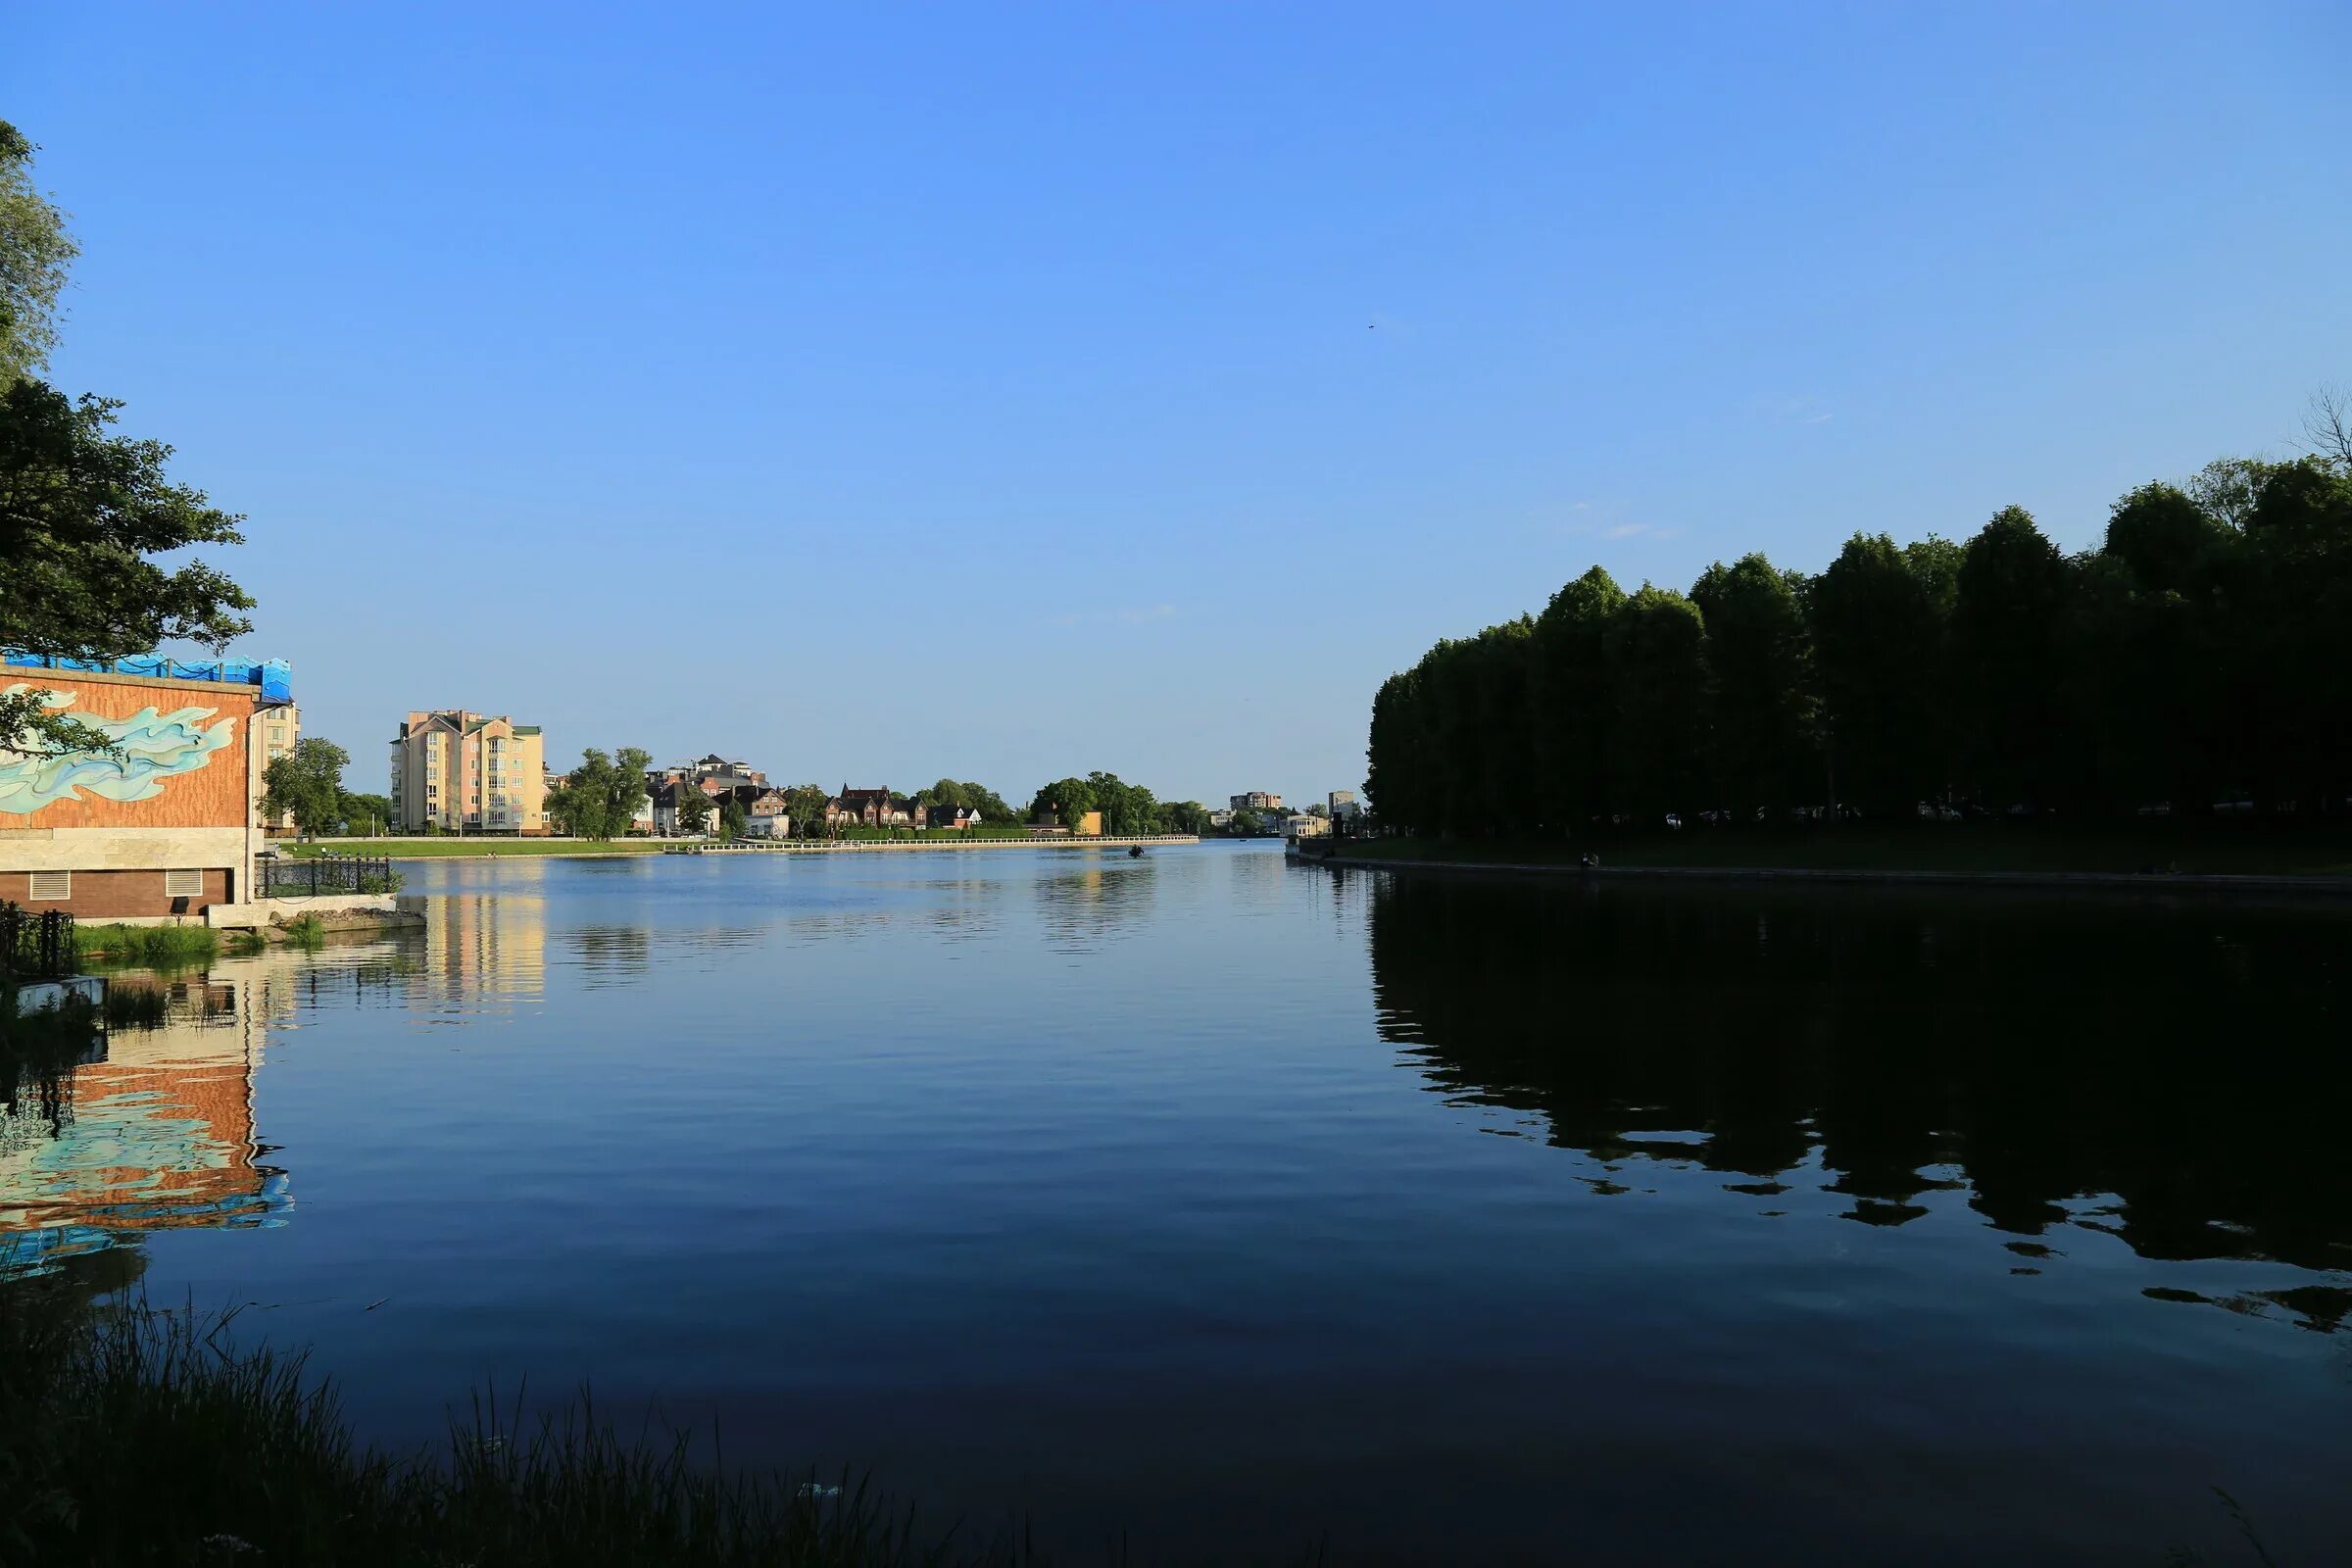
xmin=258 ymin=857 xmax=396 ymax=900
xmin=0 ymin=903 xmax=76 ymax=977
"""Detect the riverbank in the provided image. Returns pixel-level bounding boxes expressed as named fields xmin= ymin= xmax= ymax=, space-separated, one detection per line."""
xmin=1304 ymin=828 xmax=2352 ymax=896
xmin=282 ymin=835 xmax=1199 ymax=860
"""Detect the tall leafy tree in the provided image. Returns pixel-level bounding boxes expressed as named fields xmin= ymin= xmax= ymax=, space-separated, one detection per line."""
xmin=1530 ymin=567 xmax=1626 ymax=831
xmin=0 ymin=122 xmax=254 ymax=759
xmin=674 ymin=784 xmax=712 ymax=835
xmin=1603 ymin=586 xmax=1710 ymax=817
xmin=781 ymin=784 xmax=830 ymax=838
xmin=1690 ymin=555 xmax=1816 ymax=817
xmin=549 ymin=748 xmax=654 ymax=840
xmin=0 ymin=121 xmax=76 ymax=385
xmin=1950 ymin=507 xmax=2078 ymax=809
xmin=1808 ymin=534 xmax=1952 ymax=816
xmin=1029 ymin=776 xmax=1096 ymax=829
xmin=262 ymin=737 xmax=351 ymax=838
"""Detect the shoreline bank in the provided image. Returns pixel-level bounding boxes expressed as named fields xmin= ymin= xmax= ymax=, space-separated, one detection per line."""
xmin=1294 ymin=844 xmax=2352 ymax=900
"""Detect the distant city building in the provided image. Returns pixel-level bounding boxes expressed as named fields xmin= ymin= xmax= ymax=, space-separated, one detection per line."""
xmin=389 ymin=710 xmax=547 ymax=833
xmin=255 ymin=703 xmax=300 ymax=831
xmin=1284 ymin=813 xmax=1329 ymax=838
xmin=1230 ymin=791 xmax=1283 ymax=812
xmin=1328 ymin=790 xmax=1361 ymax=820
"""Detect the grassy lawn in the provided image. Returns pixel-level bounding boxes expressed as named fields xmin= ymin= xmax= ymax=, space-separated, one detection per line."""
xmin=1326 ymin=825 xmax=2352 ymax=878
xmin=277 ymin=839 xmax=664 ymax=858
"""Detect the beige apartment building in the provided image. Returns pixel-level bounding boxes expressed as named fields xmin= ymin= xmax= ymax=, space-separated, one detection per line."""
xmin=388 ymin=710 xmax=548 ymax=833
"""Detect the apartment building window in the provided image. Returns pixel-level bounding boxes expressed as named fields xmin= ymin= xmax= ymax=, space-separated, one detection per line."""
xmin=28 ymin=871 xmax=70 ymax=902
xmin=164 ymin=869 xmax=204 ymax=898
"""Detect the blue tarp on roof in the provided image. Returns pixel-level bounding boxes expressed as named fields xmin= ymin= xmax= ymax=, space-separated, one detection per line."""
xmin=3 ymin=651 xmax=291 ymax=703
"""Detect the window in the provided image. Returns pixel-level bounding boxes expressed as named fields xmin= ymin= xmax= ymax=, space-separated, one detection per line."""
xmin=165 ymin=869 xmax=204 ymax=898
xmin=28 ymin=871 xmax=70 ymax=902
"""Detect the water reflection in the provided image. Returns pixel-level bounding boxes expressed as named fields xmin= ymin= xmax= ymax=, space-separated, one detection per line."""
xmin=1 ymin=969 xmax=289 ymax=1278
xmin=1367 ymin=874 xmax=2352 ymax=1328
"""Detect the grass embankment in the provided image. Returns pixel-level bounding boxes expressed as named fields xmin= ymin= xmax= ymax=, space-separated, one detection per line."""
xmin=1324 ymin=824 xmax=2352 ymax=879
xmin=72 ymin=922 xmax=220 ymax=967
xmin=0 ymin=1294 xmax=1063 ymax=1568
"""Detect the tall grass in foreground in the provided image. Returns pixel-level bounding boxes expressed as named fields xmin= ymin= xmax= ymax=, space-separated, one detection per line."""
xmin=0 ymin=1296 xmax=1145 ymax=1567
xmin=72 ymin=921 xmax=219 ymax=967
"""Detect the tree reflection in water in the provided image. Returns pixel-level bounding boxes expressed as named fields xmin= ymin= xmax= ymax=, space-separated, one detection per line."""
xmin=1367 ymin=874 xmax=2352 ymax=1326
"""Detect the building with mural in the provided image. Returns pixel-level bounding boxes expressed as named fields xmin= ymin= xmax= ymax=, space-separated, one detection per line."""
xmin=0 ymin=654 xmax=291 ymax=920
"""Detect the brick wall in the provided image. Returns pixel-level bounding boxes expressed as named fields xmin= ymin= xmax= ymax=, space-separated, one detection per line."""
xmin=0 ymin=868 xmax=231 ymax=919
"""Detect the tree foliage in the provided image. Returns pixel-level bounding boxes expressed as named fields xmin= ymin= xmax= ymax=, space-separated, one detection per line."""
xmin=1367 ymin=437 xmax=2352 ymax=834
xmin=1 ymin=120 xmax=76 ymax=385
xmin=548 ymin=748 xmax=654 ymax=840
xmin=0 ymin=122 xmax=254 ymax=760
xmin=335 ymin=791 xmax=393 ymax=837
xmin=718 ymin=794 xmax=747 ymax=840
xmin=914 ymin=778 xmax=1017 ymax=822
xmin=261 ymin=737 xmax=350 ymax=838
xmin=674 ymin=785 xmax=712 ymax=835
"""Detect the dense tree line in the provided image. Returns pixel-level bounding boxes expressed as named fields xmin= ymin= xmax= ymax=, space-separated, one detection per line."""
xmin=1369 ymin=439 xmax=2352 ymax=837
xmin=1028 ymin=772 xmax=1211 ymax=836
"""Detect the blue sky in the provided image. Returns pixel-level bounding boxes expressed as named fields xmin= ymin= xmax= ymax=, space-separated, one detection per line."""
xmin=9 ymin=3 xmax=2347 ymax=808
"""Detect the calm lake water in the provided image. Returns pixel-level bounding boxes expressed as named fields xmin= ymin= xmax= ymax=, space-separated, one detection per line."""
xmin=6 ymin=844 xmax=2350 ymax=1563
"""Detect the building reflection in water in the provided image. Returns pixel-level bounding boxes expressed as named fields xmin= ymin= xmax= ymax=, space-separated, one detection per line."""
xmin=1 ymin=969 xmax=286 ymax=1279
xmin=0 ymin=889 xmax=550 ymax=1280
xmin=1365 ymin=872 xmax=2352 ymax=1332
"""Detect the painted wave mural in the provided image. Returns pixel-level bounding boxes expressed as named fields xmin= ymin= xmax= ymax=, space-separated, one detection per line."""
xmin=0 ymin=684 xmax=235 ymax=814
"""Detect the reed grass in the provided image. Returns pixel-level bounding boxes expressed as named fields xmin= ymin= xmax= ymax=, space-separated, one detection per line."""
xmin=0 ymin=1296 xmax=1119 ymax=1567
xmin=72 ymin=922 xmax=219 ymax=967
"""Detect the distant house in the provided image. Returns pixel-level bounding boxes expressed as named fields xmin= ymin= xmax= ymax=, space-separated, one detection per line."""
xmin=823 ymin=787 xmax=915 ymax=830
xmin=745 ymin=789 xmax=793 ymax=839
xmin=927 ymin=805 xmax=981 ymax=830
xmin=652 ymin=780 xmax=708 ymax=835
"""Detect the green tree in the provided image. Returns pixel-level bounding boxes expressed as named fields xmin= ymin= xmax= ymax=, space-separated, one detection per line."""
xmin=1808 ymin=533 xmax=1953 ymax=816
xmin=262 ymin=737 xmax=350 ymax=838
xmin=781 ymin=784 xmax=830 ymax=838
xmin=1690 ymin=554 xmax=1817 ymax=818
xmin=1229 ymin=807 xmax=1266 ymax=837
xmin=548 ymin=748 xmax=654 ymax=840
xmin=1 ymin=121 xmax=77 ymax=386
xmin=1603 ymin=586 xmax=1710 ymax=818
xmin=335 ymin=791 xmax=394 ymax=837
xmin=718 ymin=795 xmax=748 ymax=840
xmin=674 ymin=785 xmax=712 ymax=836
xmin=1530 ymin=566 xmax=1626 ymax=832
xmin=1159 ymin=800 xmax=1212 ymax=836
xmin=0 ymin=125 xmax=253 ymax=760
xmin=1029 ymin=777 xmax=1096 ymax=830
xmin=1950 ymin=506 xmax=2078 ymax=809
